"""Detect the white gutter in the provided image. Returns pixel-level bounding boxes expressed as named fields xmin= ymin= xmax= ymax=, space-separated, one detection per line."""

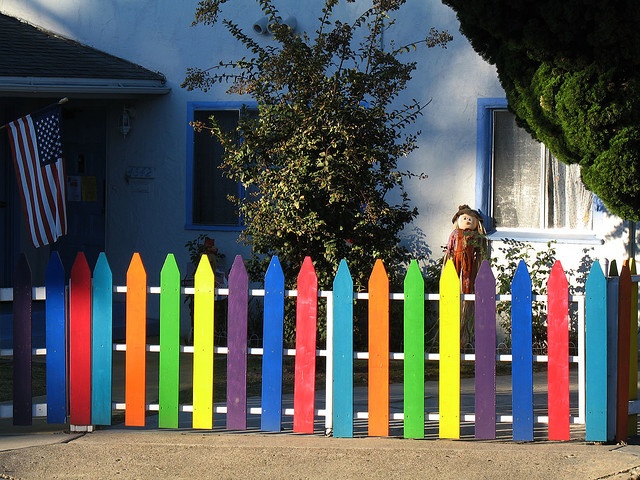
xmin=0 ymin=76 xmax=170 ymax=95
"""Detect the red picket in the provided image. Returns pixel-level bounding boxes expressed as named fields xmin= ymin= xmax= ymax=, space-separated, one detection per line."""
xmin=69 ymin=253 xmax=92 ymax=426
xmin=547 ymin=260 xmax=569 ymax=440
xmin=293 ymin=257 xmax=318 ymax=434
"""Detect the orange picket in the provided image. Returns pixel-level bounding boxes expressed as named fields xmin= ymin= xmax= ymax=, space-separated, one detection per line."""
xmin=368 ymin=259 xmax=390 ymax=437
xmin=125 ymin=253 xmax=147 ymax=427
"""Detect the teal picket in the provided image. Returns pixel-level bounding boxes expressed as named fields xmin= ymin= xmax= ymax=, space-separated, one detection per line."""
xmin=45 ymin=252 xmax=67 ymax=424
xmin=511 ymin=260 xmax=533 ymax=441
xmin=91 ymin=253 xmax=113 ymax=425
xmin=333 ymin=259 xmax=354 ymax=438
xmin=261 ymin=256 xmax=285 ymax=432
xmin=585 ymin=261 xmax=608 ymax=441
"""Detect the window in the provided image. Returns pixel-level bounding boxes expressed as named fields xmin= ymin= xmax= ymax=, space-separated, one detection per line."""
xmin=186 ymin=102 xmax=256 ymax=230
xmin=476 ymin=99 xmax=594 ymax=238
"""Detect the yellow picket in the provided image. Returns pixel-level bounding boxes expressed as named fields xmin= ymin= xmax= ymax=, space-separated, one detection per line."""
xmin=439 ymin=259 xmax=460 ymax=439
xmin=192 ymin=255 xmax=215 ymax=429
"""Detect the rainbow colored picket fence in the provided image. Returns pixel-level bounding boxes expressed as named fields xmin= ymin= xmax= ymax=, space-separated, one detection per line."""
xmin=1 ymin=251 xmax=638 ymax=443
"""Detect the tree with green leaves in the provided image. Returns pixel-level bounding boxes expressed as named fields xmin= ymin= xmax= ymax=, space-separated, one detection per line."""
xmin=442 ymin=0 xmax=640 ymax=220
xmin=183 ymin=0 xmax=451 ymax=291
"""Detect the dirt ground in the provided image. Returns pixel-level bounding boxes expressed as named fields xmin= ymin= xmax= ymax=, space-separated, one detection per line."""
xmin=2 ymin=429 xmax=640 ymax=480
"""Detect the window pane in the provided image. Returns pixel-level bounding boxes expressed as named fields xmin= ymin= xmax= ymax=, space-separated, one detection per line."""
xmin=546 ymin=155 xmax=593 ymax=229
xmin=192 ymin=110 xmax=239 ymax=226
xmin=492 ymin=111 xmax=541 ymax=228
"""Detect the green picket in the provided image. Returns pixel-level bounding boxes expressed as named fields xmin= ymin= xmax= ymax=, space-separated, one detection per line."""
xmin=403 ymin=260 xmax=424 ymax=439
xmin=159 ymin=254 xmax=181 ymax=428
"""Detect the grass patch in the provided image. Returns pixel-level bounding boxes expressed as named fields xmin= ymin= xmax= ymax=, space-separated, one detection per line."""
xmin=0 ymin=358 xmax=47 ymax=402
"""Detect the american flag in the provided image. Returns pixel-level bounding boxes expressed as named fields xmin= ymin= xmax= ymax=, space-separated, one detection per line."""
xmin=7 ymin=104 xmax=67 ymax=247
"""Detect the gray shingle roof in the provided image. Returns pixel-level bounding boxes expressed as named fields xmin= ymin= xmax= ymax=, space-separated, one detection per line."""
xmin=0 ymin=12 xmax=167 ymax=90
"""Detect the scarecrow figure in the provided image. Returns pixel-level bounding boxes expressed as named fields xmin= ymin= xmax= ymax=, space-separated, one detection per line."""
xmin=444 ymin=205 xmax=488 ymax=348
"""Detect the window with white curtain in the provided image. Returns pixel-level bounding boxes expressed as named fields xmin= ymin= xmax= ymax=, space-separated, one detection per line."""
xmin=490 ymin=109 xmax=593 ymax=231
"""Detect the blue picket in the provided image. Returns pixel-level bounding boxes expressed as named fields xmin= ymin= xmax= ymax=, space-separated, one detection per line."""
xmin=585 ymin=261 xmax=608 ymax=441
xmin=261 ymin=256 xmax=285 ymax=432
xmin=45 ymin=252 xmax=67 ymax=424
xmin=511 ymin=260 xmax=534 ymax=441
xmin=91 ymin=253 xmax=113 ymax=425
xmin=333 ymin=259 xmax=354 ymax=438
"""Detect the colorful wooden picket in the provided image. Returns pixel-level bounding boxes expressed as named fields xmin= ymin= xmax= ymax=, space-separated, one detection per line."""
xmin=628 ymin=259 xmax=638 ymax=436
xmin=368 ymin=259 xmax=390 ymax=437
xmin=512 ymin=260 xmax=534 ymax=441
xmin=91 ymin=253 xmax=113 ymax=426
xmin=4 ymin=249 xmax=640 ymax=443
xmin=585 ymin=261 xmax=608 ymax=442
xmin=192 ymin=255 xmax=215 ymax=429
xmin=474 ymin=260 xmax=496 ymax=439
xmin=440 ymin=259 xmax=460 ymax=439
xmin=45 ymin=252 xmax=66 ymax=424
xmin=606 ymin=261 xmax=619 ymax=441
xmin=403 ymin=260 xmax=424 ymax=439
xmin=261 ymin=257 xmax=285 ymax=432
xmin=616 ymin=264 xmax=632 ymax=443
xmin=227 ymin=255 xmax=249 ymax=430
xmin=13 ymin=254 xmax=32 ymax=425
xmin=333 ymin=259 xmax=354 ymax=438
xmin=125 ymin=253 xmax=147 ymax=427
xmin=293 ymin=256 xmax=318 ymax=434
xmin=547 ymin=261 xmax=570 ymax=440
xmin=69 ymin=252 xmax=92 ymax=426
xmin=158 ymin=254 xmax=181 ymax=429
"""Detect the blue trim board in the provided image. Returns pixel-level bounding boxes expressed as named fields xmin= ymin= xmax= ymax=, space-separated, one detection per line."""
xmin=185 ymin=101 xmax=257 ymax=231
xmin=475 ymin=98 xmax=507 ymax=226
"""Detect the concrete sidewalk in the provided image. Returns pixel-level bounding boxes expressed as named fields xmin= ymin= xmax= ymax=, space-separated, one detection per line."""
xmin=2 ymin=358 xmax=639 ymax=479
xmin=1 ymin=423 xmax=640 ymax=479
xmin=2 ymin=374 xmax=640 ymax=479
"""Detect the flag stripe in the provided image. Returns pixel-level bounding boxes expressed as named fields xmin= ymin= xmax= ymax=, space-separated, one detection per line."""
xmin=9 ymin=120 xmax=44 ymax=247
xmin=7 ymin=105 xmax=67 ymax=247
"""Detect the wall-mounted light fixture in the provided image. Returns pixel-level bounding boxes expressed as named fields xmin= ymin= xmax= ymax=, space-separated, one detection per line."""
xmin=118 ymin=106 xmax=134 ymax=137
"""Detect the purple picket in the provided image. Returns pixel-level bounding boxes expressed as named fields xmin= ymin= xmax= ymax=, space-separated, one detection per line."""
xmin=227 ymin=255 xmax=249 ymax=430
xmin=13 ymin=254 xmax=32 ymax=425
xmin=474 ymin=260 xmax=496 ymax=439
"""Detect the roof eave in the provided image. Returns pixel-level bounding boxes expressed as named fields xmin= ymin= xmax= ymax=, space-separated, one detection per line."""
xmin=0 ymin=76 xmax=171 ymax=96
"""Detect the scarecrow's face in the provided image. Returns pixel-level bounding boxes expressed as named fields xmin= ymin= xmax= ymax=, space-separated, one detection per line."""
xmin=457 ymin=213 xmax=478 ymax=231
